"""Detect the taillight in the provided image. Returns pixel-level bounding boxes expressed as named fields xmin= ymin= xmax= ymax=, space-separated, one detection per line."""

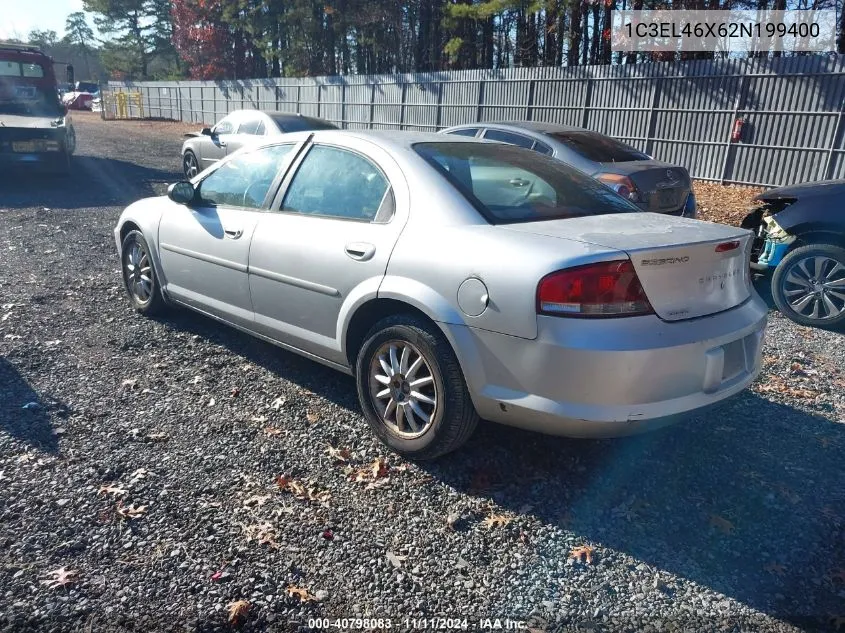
xmin=537 ymin=260 xmax=653 ymax=318
xmin=595 ymin=173 xmax=639 ymax=202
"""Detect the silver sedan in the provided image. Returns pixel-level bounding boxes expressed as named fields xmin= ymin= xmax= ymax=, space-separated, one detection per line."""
xmin=441 ymin=121 xmax=696 ymax=218
xmin=115 ymin=131 xmax=766 ymax=459
xmin=181 ymin=109 xmax=336 ymax=178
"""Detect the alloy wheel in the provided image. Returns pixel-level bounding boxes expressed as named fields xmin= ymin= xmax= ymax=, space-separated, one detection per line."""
xmin=183 ymin=153 xmax=198 ymax=178
xmin=781 ymin=255 xmax=845 ymax=321
xmin=368 ymin=340 xmax=438 ymax=438
xmin=124 ymin=240 xmax=153 ymax=304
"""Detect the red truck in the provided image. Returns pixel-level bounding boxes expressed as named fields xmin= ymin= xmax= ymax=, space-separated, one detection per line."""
xmin=0 ymin=42 xmax=76 ymax=173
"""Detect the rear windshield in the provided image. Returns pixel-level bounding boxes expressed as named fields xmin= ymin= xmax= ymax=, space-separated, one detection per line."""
xmin=414 ymin=142 xmax=639 ymax=224
xmin=0 ymin=61 xmax=45 ymax=78
xmin=0 ymin=85 xmax=63 ymax=117
xmin=271 ymin=115 xmax=337 ymax=133
xmin=548 ymin=132 xmax=649 ymax=163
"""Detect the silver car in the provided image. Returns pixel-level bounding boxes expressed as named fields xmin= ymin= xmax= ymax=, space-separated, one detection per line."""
xmin=181 ymin=109 xmax=336 ymax=178
xmin=115 ymin=131 xmax=766 ymax=459
xmin=441 ymin=121 xmax=696 ymax=218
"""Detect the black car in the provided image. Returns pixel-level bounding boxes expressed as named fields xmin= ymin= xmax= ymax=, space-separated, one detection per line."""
xmin=742 ymin=179 xmax=845 ymax=327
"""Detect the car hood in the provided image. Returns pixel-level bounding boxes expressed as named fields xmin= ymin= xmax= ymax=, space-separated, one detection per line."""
xmin=0 ymin=114 xmax=60 ymax=129
xmin=756 ymin=179 xmax=845 ymax=201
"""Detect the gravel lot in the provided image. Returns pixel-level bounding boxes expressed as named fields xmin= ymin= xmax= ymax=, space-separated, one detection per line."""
xmin=1 ymin=112 xmax=844 ymax=633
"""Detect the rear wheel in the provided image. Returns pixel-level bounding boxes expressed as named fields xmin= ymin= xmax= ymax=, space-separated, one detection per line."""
xmin=121 ymin=230 xmax=166 ymax=316
xmin=355 ymin=315 xmax=479 ymax=460
xmin=772 ymin=243 xmax=845 ymax=328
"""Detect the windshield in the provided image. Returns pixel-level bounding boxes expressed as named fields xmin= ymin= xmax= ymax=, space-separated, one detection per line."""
xmin=413 ymin=142 xmax=640 ymax=224
xmin=548 ymin=131 xmax=649 ymax=163
xmin=271 ymin=115 xmax=337 ymax=132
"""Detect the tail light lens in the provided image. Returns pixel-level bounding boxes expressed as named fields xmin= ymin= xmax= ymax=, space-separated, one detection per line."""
xmin=537 ymin=260 xmax=653 ymax=318
xmin=595 ymin=173 xmax=639 ymax=202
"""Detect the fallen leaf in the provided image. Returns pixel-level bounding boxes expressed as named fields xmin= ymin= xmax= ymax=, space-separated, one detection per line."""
xmin=227 ymin=599 xmax=250 ymax=623
xmin=210 ymin=570 xmax=223 ymax=582
xmin=351 ymin=457 xmax=389 ymax=484
xmin=445 ymin=512 xmax=461 ymax=531
xmin=306 ymin=411 xmax=319 ymax=423
xmin=41 ymin=566 xmax=78 ymax=589
xmin=243 ymin=521 xmax=279 ymax=548
xmin=121 ymin=378 xmax=138 ymax=390
xmin=287 ymin=585 xmax=316 ymax=602
xmin=482 ymin=513 xmax=512 ymax=529
xmin=207 ymin=397 xmax=216 ymax=407
xmin=321 ymin=528 xmax=334 ymax=540
xmin=569 ymin=545 xmax=594 ymax=565
xmin=386 ymin=551 xmax=407 ymax=568
xmin=325 ymin=444 xmax=351 ymax=462
xmin=128 ymin=468 xmax=150 ymax=485
xmin=271 ymin=397 xmax=286 ymax=409
xmin=251 ymin=415 xmax=267 ymax=423
xmin=276 ymin=475 xmax=330 ymax=504
xmin=231 ymin=387 xmax=240 ymax=397
xmin=145 ymin=432 xmax=168 ymax=443
xmin=98 ymin=484 xmax=128 ymax=497
xmin=263 ymin=427 xmax=284 ymax=437
xmin=764 ymin=562 xmax=786 ymax=576
xmin=708 ymin=514 xmax=735 ymax=534
xmin=116 ymin=502 xmax=148 ymax=520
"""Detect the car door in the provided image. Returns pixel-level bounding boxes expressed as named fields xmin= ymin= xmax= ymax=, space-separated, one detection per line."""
xmin=158 ymin=143 xmax=299 ymax=328
xmin=248 ymin=140 xmax=407 ymax=365
xmin=201 ymin=113 xmax=239 ymax=168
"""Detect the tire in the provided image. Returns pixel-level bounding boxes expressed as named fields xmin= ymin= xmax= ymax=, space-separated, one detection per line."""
xmin=771 ymin=243 xmax=845 ymax=328
xmin=183 ymin=150 xmax=199 ymax=179
xmin=121 ymin=230 xmax=166 ymax=316
xmin=65 ymin=125 xmax=77 ymax=155
xmin=355 ymin=315 xmax=479 ymax=460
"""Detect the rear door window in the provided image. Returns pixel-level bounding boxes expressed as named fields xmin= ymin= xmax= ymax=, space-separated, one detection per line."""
xmin=549 ymin=132 xmax=649 ymax=162
xmin=447 ymin=128 xmax=480 ymax=138
xmin=483 ymin=129 xmax=535 ymax=150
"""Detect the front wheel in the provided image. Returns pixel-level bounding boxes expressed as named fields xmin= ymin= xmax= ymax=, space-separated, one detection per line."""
xmin=355 ymin=315 xmax=479 ymax=460
xmin=121 ymin=230 xmax=166 ymax=316
xmin=183 ymin=150 xmax=199 ymax=179
xmin=772 ymin=243 xmax=845 ymax=328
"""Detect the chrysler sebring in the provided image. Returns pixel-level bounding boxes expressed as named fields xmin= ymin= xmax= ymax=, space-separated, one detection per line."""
xmin=115 ymin=131 xmax=767 ymax=459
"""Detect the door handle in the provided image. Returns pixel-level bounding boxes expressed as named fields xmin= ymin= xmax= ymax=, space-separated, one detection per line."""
xmin=224 ymin=228 xmax=243 ymax=239
xmin=509 ymin=178 xmax=529 ymax=187
xmin=344 ymin=242 xmax=375 ymax=261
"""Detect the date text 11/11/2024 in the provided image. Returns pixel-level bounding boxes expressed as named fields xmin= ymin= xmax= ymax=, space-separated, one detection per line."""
xmin=306 ymin=617 xmax=530 ymax=630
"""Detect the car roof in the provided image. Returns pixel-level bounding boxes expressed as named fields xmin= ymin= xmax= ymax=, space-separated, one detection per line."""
xmin=254 ymin=128 xmax=492 ymax=151
xmin=447 ymin=120 xmax=592 ymax=135
xmin=225 ymin=109 xmax=324 ymax=121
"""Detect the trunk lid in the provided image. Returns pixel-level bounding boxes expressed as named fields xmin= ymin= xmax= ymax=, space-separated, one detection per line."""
xmin=504 ymin=213 xmax=753 ymax=321
xmin=597 ymin=160 xmax=691 ymax=213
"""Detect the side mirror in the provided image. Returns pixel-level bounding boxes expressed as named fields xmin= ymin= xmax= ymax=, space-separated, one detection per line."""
xmin=168 ymin=181 xmax=196 ymax=205
xmin=201 ymin=127 xmax=212 ymax=136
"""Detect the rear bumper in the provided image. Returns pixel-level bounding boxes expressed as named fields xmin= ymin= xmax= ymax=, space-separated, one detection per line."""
xmin=0 ymin=151 xmax=66 ymax=166
xmin=444 ymin=294 xmax=767 ymax=438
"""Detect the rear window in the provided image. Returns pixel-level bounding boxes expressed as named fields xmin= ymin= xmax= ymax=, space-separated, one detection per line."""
xmin=414 ymin=142 xmax=639 ymax=224
xmin=549 ymin=132 xmax=649 ymax=163
xmin=0 ymin=61 xmax=44 ymax=77
xmin=272 ymin=115 xmax=337 ymax=133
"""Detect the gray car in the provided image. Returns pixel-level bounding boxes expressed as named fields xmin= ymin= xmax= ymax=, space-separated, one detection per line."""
xmin=181 ymin=109 xmax=336 ymax=178
xmin=441 ymin=121 xmax=696 ymax=218
xmin=115 ymin=131 xmax=766 ymax=459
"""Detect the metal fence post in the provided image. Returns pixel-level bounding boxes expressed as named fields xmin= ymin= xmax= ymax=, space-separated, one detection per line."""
xmin=399 ymin=82 xmax=406 ymax=130
xmin=341 ymin=83 xmax=346 ymax=129
xmin=823 ymin=107 xmax=845 ymax=180
xmin=436 ymin=82 xmax=444 ymax=129
xmin=317 ymin=81 xmax=322 ymax=118
xmin=580 ymin=77 xmax=592 ymax=129
xmin=718 ymin=73 xmax=749 ymax=184
xmin=476 ymin=81 xmax=484 ymax=123
xmin=645 ymin=77 xmax=662 ymax=157
xmin=526 ymin=79 xmax=535 ymax=121
xmin=369 ymin=83 xmax=376 ymax=129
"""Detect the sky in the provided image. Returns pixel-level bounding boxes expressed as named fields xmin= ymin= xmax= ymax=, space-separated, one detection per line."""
xmin=0 ymin=0 xmax=93 ymax=41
